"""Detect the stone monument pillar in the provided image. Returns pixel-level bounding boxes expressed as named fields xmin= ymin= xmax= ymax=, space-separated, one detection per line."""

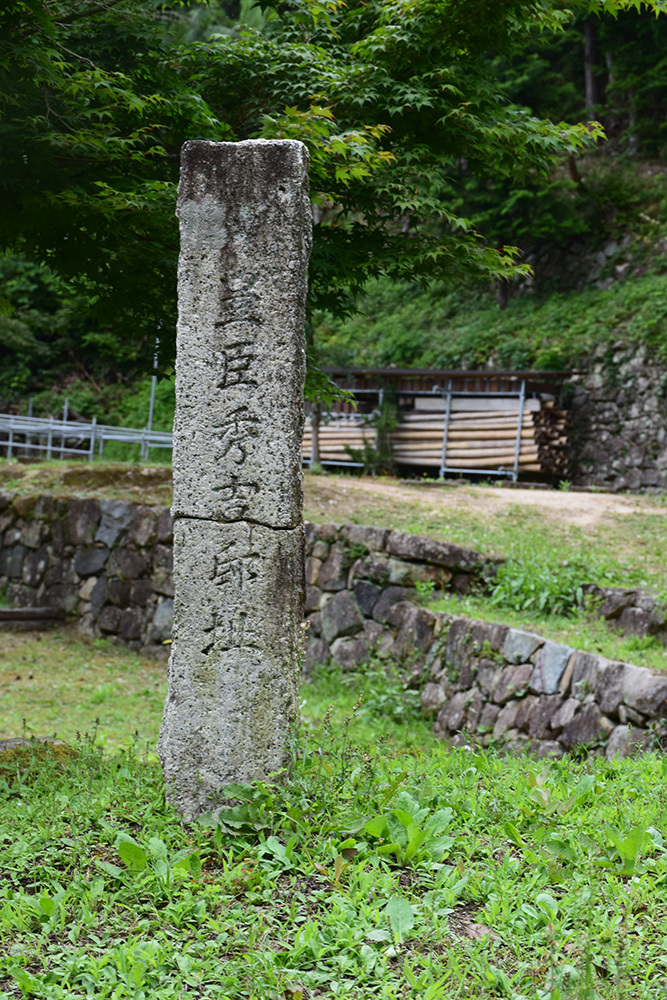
xmin=158 ymin=139 xmax=311 ymax=819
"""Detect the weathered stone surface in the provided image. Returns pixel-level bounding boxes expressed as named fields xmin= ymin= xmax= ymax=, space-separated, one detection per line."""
xmin=107 ymin=549 xmax=147 ymax=581
xmin=318 ymin=542 xmax=348 ymax=591
xmin=156 ymin=507 xmax=174 ymax=544
xmin=89 ymin=577 xmax=108 ymax=616
xmin=393 ymin=605 xmax=437 ymax=658
xmin=119 ymin=608 xmax=143 ymax=641
xmin=464 ymin=687 xmax=485 ymax=732
xmin=470 ymin=621 xmax=509 ymax=654
xmin=151 ymin=566 xmax=174 ymax=597
xmin=528 ymin=695 xmax=563 ymax=739
xmin=421 ymin=681 xmax=446 ymax=717
xmin=170 ymin=140 xmax=310 ymax=532
xmin=530 ymin=642 xmax=574 ymax=694
xmin=477 ymin=659 xmax=501 ymax=697
xmin=306 ymin=522 xmax=339 ymax=544
xmin=305 ymin=557 xmax=322 ymax=585
xmin=308 ymin=611 xmax=322 ymax=636
xmin=311 ymin=540 xmax=329 ymax=560
xmin=605 ymin=724 xmax=651 ymax=759
xmin=622 ymin=666 xmax=667 ymax=718
xmin=305 ymin=585 xmax=321 ymax=613
xmin=302 ymin=637 xmax=330 ymax=676
xmin=559 ymin=704 xmax=614 ymax=750
xmin=127 ymin=506 xmax=158 ymax=548
xmin=22 ymin=547 xmax=48 ymax=586
xmin=492 ymin=664 xmax=533 ymax=705
xmin=149 ymin=597 xmax=174 ymax=643
xmin=67 ymin=498 xmax=101 ymax=546
xmin=351 ymin=553 xmax=392 ymax=587
xmin=44 ymin=558 xmax=75 ymax=587
xmin=571 ymin=652 xmax=607 ymax=700
xmin=549 ymin=698 xmax=579 ymax=731
xmin=321 ymin=591 xmax=364 ymax=644
xmin=387 ymin=558 xmax=412 ymax=586
xmin=503 ymin=628 xmax=543 ymax=665
xmin=354 ymin=580 xmax=380 ymax=617
xmin=385 ymin=530 xmax=493 ymax=570
xmin=79 ymin=576 xmax=98 ymax=602
xmin=477 ymin=702 xmax=500 ymax=732
xmin=340 ymin=523 xmax=388 ymax=552
xmin=373 ymin=586 xmax=409 ymax=623
xmin=493 ymin=701 xmax=520 ymax=739
xmin=74 ymin=547 xmax=110 ymax=577
xmin=95 ymin=500 xmax=134 ymax=548
xmin=595 ymin=661 xmax=626 ymax=715
xmin=108 ymin=578 xmax=131 ymax=607
xmin=515 ymin=695 xmax=540 ymax=732
xmin=98 ymin=605 xmax=122 ymax=633
xmin=42 ymin=583 xmax=79 ymax=613
xmin=331 ymin=636 xmax=370 ymax=670
xmin=617 ymin=703 xmax=645 ymax=725
xmin=444 ymin=618 xmax=472 ymax=682
xmin=363 ymin=619 xmax=384 ymax=646
xmin=437 ymin=692 xmax=468 ymax=732
xmin=159 ymin=517 xmax=304 ymax=818
xmin=532 ymin=741 xmax=565 ymax=760
xmin=11 ymin=496 xmax=36 ymax=519
xmin=20 ymin=520 xmax=44 ymax=549
xmin=0 ymin=544 xmax=26 ymax=579
xmin=129 ymin=578 xmax=153 ymax=606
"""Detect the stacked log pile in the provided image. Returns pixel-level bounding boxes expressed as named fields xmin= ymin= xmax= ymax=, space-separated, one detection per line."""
xmin=302 ymin=418 xmax=377 ymax=463
xmin=303 ymin=400 xmax=570 ymax=477
xmin=531 ymin=401 xmax=571 ymax=478
xmin=392 ymin=409 xmax=541 ymax=472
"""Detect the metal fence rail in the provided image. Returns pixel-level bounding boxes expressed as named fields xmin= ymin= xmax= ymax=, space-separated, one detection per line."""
xmin=0 ymin=413 xmax=173 ymax=462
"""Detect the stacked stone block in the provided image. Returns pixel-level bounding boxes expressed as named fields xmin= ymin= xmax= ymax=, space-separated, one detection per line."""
xmin=420 ymin=617 xmax=667 ymax=760
xmin=302 ymin=521 xmax=499 ymax=673
xmin=570 ymin=342 xmax=667 ymax=490
xmin=0 ymin=492 xmax=173 ymax=653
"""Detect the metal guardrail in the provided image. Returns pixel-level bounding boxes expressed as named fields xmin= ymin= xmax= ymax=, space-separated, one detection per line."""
xmin=0 ymin=413 xmax=173 ymax=462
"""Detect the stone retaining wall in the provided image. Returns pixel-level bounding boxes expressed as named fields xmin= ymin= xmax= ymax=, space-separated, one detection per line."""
xmin=301 ymin=533 xmax=667 ymax=759
xmin=0 ymin=493 xmax=498 ymax=656
xmin=417 ymin=614 xmax=667 ymax=760
xmin=302 ymin=520 xmax=498 ymax=672
xmin=0 ymin=493 xmax=175 ymax=654
xmin=584 ymin=584 xmax=666 ymax=644
xmin=2 ymin=491 xmax=665 ymax=759
xmin=569 ymin=342 xmax=667 ymax=490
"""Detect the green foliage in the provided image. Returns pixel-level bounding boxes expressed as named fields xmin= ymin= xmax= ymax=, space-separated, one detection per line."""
xmin=316 ymin=267 xmax=667 ymax=371
xmin=3 ymin=0 xmax=633 ymax=401
xmin=344 ymin=387 xmax=399 ymax=475
xmin=489 ymin=559 xmax=590 ymax=616
xmin=3 ymin=723 xmax=667 ymax=997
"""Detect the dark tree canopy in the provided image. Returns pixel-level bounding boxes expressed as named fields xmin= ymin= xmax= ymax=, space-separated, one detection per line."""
xmin=0 ymin=0 xmax=664 ymax=399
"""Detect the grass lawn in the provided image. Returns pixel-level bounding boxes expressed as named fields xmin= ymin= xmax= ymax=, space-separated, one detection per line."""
xmin=1 ymin=464 xmax=667 ymax=996
xmin=2 ymin=693 xmax=667 ymax=999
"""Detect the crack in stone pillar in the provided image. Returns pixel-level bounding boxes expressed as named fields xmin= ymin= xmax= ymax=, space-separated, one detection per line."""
xmin=158 ymin=139 xmax=312 ymax=818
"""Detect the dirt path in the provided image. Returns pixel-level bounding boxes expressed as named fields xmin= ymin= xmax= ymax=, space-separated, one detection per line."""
xmin=0 ymin=461 xmax=664 ymax=530
xmin=304 ymin=474 xmax=664 ymax=529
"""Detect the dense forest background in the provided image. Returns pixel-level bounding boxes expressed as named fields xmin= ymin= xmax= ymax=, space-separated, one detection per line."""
xmin=1 ymin=0 xmax=666 ymax=431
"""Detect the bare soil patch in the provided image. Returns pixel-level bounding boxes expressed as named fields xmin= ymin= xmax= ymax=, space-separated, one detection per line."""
xmin=303 ymin=474 xmax=662 ymax=530
xmin=0 ymin=460 xmax=663 ymax=531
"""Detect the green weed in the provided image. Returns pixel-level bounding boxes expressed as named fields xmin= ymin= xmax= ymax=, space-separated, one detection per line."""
xmin=2 ymin=725 xmax=667 ymax=998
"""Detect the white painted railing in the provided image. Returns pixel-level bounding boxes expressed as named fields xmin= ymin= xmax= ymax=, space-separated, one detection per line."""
xmin=0 ymin=413 xmax=173 ymax=462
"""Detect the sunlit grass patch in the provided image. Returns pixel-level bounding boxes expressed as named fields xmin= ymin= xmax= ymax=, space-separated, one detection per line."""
xmin=0 ymin=627 xmax=166 ymax=752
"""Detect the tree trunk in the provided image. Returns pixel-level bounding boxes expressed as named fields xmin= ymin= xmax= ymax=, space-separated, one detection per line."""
xmin=584 ymin=21 xmax=600 ymax=115
xmin=310 ymin=400 xmax=321 ymax=467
